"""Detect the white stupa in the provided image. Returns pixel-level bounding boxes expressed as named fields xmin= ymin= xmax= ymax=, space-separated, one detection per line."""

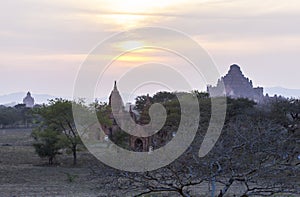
xmin=23 ymin=92 xmax=35 ymax=108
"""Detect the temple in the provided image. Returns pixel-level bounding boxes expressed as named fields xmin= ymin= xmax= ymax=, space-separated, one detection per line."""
xmin=207 ymin=64 xmax=264 ymax=103
xmin=23 ymin=92 xmax=35 ymax=108
xmin=104 ymin=81 xmax=151 ymax=152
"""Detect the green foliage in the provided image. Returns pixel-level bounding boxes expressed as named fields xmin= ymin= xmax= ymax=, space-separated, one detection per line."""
xmin=269 ymin=98 xmax=290 ymax=126
xmin=269 ymin=98 xmax=300 ymax=133
xmin=0 ymin=104 xmax=34 ymax=128
xmin=64 ymin=172 xmax=78 ymax=183
xmin=226 ymin=97 xmax=256 ymax=117
xmin=0 ymin=106 xmax=19 ymax=126
xmin=34 ymin=99 xmax=74 ymax=131
xmin=96 ymin=102 xmax=112 ymax=127
xmin=33 ymin=98 xmax=83 ymax=165
xmin=191 ymin=90 xmax=209 ymax=99
xmin=163 ymin=99 xmax=181 ymax=127
xmin=31 ymin=129 xmax=62 ymax=165
xmin=112 ymin=129 xmax=130 ymax=149
xmin=135 ymin=95 xmax=153 ymax=113
xmin=153 ymin=91 xmax=176 ymax=103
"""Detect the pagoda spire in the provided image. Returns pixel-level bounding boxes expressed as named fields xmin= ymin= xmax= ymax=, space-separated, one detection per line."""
xmin=113 ymin=80 xmax=117 ymax=91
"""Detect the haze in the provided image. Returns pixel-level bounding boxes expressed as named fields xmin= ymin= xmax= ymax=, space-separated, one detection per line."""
xmin=1 ymin=0 xmax=299 ymax=99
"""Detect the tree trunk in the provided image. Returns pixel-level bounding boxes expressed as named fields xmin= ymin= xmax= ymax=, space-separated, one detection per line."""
xmin=72 ymin=145 xmax=77 ymax=165
xmin=49 ymin=156 xmax=53 ymax=165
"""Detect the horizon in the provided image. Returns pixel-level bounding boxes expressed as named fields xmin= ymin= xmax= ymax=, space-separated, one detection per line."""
xmin=1 ymin=62 xmax=300 ymax=105
xmin=1 ymin=83 xmax=300 ymax=106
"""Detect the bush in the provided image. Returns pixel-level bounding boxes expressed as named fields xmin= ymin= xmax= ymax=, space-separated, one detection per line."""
xmin=32 ymin=129 xmax=62 ymax=165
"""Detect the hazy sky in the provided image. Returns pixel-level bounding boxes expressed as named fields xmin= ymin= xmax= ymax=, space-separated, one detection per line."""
xmin=1 ymin=0 xmax=300 ymax=99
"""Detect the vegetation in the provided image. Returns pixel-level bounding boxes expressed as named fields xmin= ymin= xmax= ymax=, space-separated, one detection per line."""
xmin=64 ymin=172 xmax=79 ymax=183
xmin=0 ymin=104 xmax=34 ymax=128
xmin=32 ymin=99 xmax=83 ymax=165
xmin=1 ymin=92 xmax=299 ymax=196
xmin=90 ymin=93 xmax=300 ymax=197
xmin=31 ymin=129 xmax=62 ymax=165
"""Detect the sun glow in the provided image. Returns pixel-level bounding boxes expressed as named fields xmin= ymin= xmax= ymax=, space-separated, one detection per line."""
xmin=105 ymin=0 xmax=187 ymax=13
xmin=111 ymin=48 xmax=168 ymax=66
xmin=92 ymin=0 xmax=188 ymax=29
xmin=114 ymin=48 xmax=158 ymax=64
xmin=114 ymin=55 xmax=151 ymax=63
xmin=98 ymin=14 xmax=145 ymax=29
xmin=117 ymin=40 xmax=145 ymax=51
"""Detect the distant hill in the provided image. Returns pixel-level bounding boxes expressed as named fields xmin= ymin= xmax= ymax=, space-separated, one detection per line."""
xmin=0 ymin=92 xmax=58 ymax=106
xmin=0 ymin=92 xmax=136 ymax=107
xmin=1 ymin=88 xmax=298 ymax=106
xmin=265 ymin=87 xmax=300 ymax=98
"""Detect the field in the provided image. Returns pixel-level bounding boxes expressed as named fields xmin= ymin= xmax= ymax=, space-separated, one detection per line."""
xmin=0 ymin=129 xmax=297 ymax=197
xmin=0 ymin=129 xmax=108 ymax=197
xmin=0 ymin=129 xmax=221 ymax=197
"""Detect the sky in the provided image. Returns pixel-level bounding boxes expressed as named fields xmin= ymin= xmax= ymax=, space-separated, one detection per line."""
xmin=1 ymin=0 xmax=300 ymax=101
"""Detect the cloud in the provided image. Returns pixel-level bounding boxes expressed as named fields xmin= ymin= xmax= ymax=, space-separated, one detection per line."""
xmin=1 ymin=0 xmax=300 ymax=95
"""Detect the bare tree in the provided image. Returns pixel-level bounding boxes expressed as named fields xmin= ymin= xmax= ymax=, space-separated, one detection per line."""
xmin=211 ymin=112 xmax=299 ymax=196
xmin=89 ymin=98 xmax=300 ymax=196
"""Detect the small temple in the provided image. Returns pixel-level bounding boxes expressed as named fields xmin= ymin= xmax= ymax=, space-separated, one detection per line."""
xmin=101 ymin=81 xmax=174 ymax=152
xmin=104 ymin=81 xmax=151 ymax=152
xmin=207 ymin=64 xmax=265 ymax=103
xmin=23 ymin=92 xmax=35 ymax=108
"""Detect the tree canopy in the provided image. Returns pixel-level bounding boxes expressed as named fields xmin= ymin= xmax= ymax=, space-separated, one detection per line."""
xmin=32 ymin=99 xmax=83 ymax=165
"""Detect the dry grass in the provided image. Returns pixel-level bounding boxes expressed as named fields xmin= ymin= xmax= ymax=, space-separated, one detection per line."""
xmin=0 ymin=129 xmax=297 ymax=197
xmin=0 ymin=129 xmax=105 ymax=197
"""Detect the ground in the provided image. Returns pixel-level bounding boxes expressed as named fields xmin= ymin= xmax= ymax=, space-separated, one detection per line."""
xmin=0 ymin=129 xmax=105 ymax=197
xmin=0 ymin=129 xmax=296 ymax=197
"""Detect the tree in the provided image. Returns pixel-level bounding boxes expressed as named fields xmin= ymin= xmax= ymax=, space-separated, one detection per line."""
xmin=0 ymin=106 xmax=21 ymax=127
xmin=31 ymin=129 xmax=62 ymax=165
xmin=96 ymin=102 xmax=113 ymax=127
xmin=191 ymin=90 xmax=209 ymax=99
xmin=286 ymin=98 xmax=300 ymax=133
xmin=0 ymin=106 xmax=17 ymax=127
xmin=268 ymin=98 xmax=300 ymax=133
xmin=0 ymin=104 xmax=34 ymax=128
xmin=33 ymin=99 xmax=83 ymax=165
xmin=210 ymin=112 xmax=299 ymax=196
xmin=135 ymin=95 xmax=153 ymax=113
xmin=14 ymin=103 xmax=34 ymax=127
xmin=289 ymin=98 xmax=300 ymax=121
xmin=268 ymin=98 xmax=291 ymax=127
xmin=153 ymin=91 xmax=176 ymax=103
xmin=89 ymin=96 xmax=300 ymax=196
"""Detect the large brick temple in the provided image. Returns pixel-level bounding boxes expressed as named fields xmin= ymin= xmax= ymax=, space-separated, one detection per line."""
xmin=207 ymin=64 xmax=265 ymax=103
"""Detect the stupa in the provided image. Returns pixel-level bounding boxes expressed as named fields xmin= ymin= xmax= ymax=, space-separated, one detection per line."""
xmin=23 ymin=92 xmax=35 ymax=108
